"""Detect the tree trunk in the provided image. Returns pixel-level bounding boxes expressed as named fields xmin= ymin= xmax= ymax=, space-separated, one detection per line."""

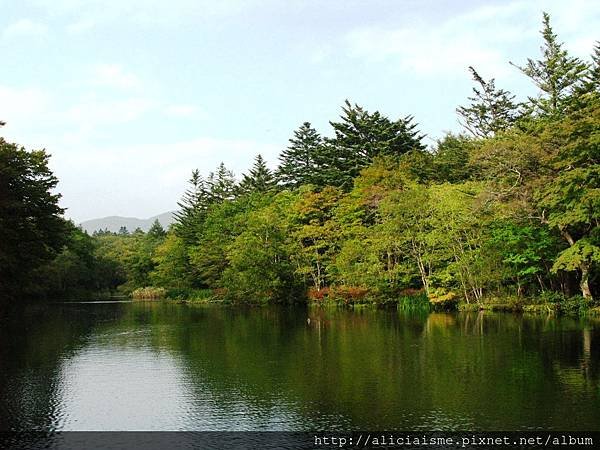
xmin=561 ymin=228 xmax=593 ymax=300
xmin=580 ymin=264 xmax=592 ymax=300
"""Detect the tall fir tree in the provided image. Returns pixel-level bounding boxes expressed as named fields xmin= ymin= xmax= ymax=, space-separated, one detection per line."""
xmin=207 ymin=162 xmax=237 ymax=203
xmin=511 ymin=12 xmax=589 ymax=117
xmin=320 ymin=100 xmax=424 ymax=189
xmin=173 ymin=169 xmax=210 ymax=244
xmin=457 ymin=66 xmax=518 ymax=138
xmin=147 ymin=219 xmax=166 ymax=239
xmin=585 ymin=42 xmax=600 ymax=93
xmin=276 ymin=122 xmax=323 ymax=189
xmin=238 ymin=154 xmax=275 ymax=195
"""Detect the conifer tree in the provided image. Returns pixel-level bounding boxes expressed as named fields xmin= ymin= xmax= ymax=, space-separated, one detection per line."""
xmin=585 ymin=42 xmax=600 ymax=93
xmin=321 ymin=101 xmax=424 ymax=189
xmin=173 ymin=169 xmax=210 ymax=243
xmin=238 ymin=154 xmax=275 ymax=195
xmin=207 ymin=162 xmax=237 ymax=203
xmin=147 ymin=219 xmax=166 ymax=239
xmin=276 ymin=122 xmax=323 ymax=189
xmin=457 ymin=66 xmax=518 ymax=137
xmin=511 ymin=12 xmax=588 ymax=117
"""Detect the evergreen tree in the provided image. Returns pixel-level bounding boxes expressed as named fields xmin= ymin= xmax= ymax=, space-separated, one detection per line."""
xmin=0 ymin=139 xmax=67 ymax=299
xmin=147 ymin=219 xmax=166 ymax=239
xmin=207 ymin=162 xmax=237 ymax=203
xmin=276 ymin=122 xmax=323 ymax=189
xmin=584 ymin=42 xmax=600 ymax=93
xmin=238 ymin=154 xmax=275 ymax=195
xmin=321 ymin=101 xmax=424 ymax=189
xmin=457 ymin=66 xmax=518 ymax=137
xmin=118 ymin=226 xmax=129 ymax=236
xmin=173 ymin=169 xmax=210 ymax=244
xmin=511 ymin=12 xmax=589 ymax=117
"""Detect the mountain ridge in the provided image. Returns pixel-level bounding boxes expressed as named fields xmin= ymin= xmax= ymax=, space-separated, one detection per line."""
xmin=79 ymin=211 xmax=176 ymax=234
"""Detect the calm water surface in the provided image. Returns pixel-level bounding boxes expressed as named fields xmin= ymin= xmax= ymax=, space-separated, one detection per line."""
xmin=0 ymin=302 xmax=599 ymax=431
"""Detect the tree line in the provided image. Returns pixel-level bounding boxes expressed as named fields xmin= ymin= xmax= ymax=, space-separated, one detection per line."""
xmin=1 ymin=13 xmax=598 ymax=309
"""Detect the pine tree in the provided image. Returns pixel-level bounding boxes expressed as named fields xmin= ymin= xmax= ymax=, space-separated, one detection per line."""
xmin=457 ymin=66 xmax=518 ymax=138
xmin=276 ymin=122 xmax=323 ymax=189
xmin=147 ymin=219 xmax=166 ymax=239
xmin=584 ymin=42 xmax=600 ymax=93
xmin=511 ymin=12 xmax=589 ymax=117
xmin=322 ymin=100 xmax=424 ymax=189
xmin=207 ymin=162 xmax=237 ymax=203
xmin=238 ymin=154 xmax=275 ymax=195
xmin=173 ymin=169 xmax=210 ymax=243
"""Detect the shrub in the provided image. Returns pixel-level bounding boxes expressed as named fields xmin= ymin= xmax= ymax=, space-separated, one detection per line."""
xmin=131 ymin=286 xmax=166 ymax=300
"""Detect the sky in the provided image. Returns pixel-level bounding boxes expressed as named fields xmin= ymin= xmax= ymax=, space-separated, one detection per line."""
xmin=1 ymin=0 xmax=598 ymax=223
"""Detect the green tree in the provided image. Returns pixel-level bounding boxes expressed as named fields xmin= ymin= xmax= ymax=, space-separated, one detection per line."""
xmin=0 ymin=139 xmax=66 ymax=299
xmin=288 ymin=186 xmax=342 ymax=291
xmin=147 ymin=219 xmax=167 ymax=239
xmin=457 ymin=66 xmax=518 ymax=138
xmin=537 ymin=100 xmax=600 ymax=299
xmin=222 ymin=193 xmax=300 ymax=302
xmin=431 ymin=133 xmax=474 ymax=183
xmin=276 ymin=122 xmax=323 ymax=189
xmin=321 ymin=101 xmax=424 ymax=189
xmin=150 ymin=232 xmax=196 ymax=289
xmin=173 ymin=169 xmax=210 ymax=244
xmin=238 ymin=154 xmax=275 ymax=195
xmin=488 ymin=221 xmax=560 ymax=296
xmin=208 ymin=162 xmax=237 ymax=203
xmin=512 ymin=12 xmax=589 ymax=117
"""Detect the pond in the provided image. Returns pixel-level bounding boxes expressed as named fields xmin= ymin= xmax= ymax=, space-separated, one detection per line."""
xmin=0 ymin=302 xmax=599 ymax=431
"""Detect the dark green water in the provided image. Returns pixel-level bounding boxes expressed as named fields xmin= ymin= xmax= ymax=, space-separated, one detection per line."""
xmin=0 ymin=302 xmax=599 ymax=431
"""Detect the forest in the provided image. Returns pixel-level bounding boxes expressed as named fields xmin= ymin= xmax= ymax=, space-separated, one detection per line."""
xmin=1 ymin=14 xmax=598 ymax=312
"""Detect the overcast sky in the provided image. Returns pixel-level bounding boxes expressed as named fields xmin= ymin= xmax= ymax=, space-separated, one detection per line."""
xmin=1 ymin=0 xmax=598 ymax=222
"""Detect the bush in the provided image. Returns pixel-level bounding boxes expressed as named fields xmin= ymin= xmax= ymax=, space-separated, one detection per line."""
xmin=131 ymin=286 xmax=166 ymax=300
xmin=165 ymin=287 xmax=213 ymax=302
xmin=428 ymin=288 xmax=459 ymax=311
xmin=558 ymin=296 xmax=590 ymax=315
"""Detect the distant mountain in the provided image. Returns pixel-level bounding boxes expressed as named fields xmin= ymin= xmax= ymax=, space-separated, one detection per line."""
xmin=80 ymin=211 xmax=177 ymax=234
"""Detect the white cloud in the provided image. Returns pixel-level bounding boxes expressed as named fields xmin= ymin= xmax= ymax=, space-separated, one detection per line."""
xmin=164 ymin=104 xmax=203 ymax=118
xmin=90 ymin=64 xmax=143 ymax=90
xmin=66 ymin=19 xmax=95 ymax=34
xmin=343 ymin=0 xmax=600 ymax=78
xmin=53 ymin=136 xmax=280 ymax=221
xmin=0 ymin=85 xmax=50 ymax=125
xmin=31 ymin=0 xmax=278 ymax=27
xmin=65 ymin=96 xmax=156 ymax=126
xmin=3 ymin=19 xmax=48 ymax=39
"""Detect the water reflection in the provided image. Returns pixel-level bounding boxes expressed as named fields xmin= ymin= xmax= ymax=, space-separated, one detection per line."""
xmin=0 ymin=303 xmax=599 ymax=431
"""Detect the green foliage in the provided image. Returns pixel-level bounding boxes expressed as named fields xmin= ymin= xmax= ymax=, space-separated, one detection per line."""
xmin=0 ymin=139 xmax=67 ymax=299
xmin=457 ymin=66 xmax=519 ymax=137
xmin=238 ymin=154 xmax=276 ymax=195
xmin=320 ymin=101 xmax=425 ymax=189
xmin=222 ymin=192 xmax=302 ymax=302
xmin=276 ymin=122 xmax=323 ymax=189
xmin=511 ymin=12 xmax=589 ymax=118
xmin=173 ymin=169 xmax=210 ymax=245
xmin=431 ymin=133 xmax=475 ymax=183
xmin=147 ymin=219 xmax=166 ymax=239
xmin=150 ymin=233 xmax=196 ymax=289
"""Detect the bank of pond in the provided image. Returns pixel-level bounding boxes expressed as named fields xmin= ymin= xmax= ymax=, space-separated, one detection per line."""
xmin=129 ymin=285 xmax=600 ymax=317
